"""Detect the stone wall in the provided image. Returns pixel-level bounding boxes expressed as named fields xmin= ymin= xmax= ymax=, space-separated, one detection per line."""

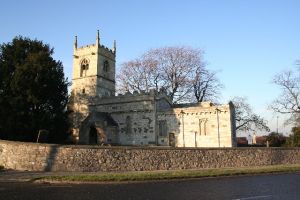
xmin=157 ymin=102 xmax=236 ymax=147
xmin=92 ymin=93 xmax=159 ymax=146
xmin=1 ymin=140 xmax=299 ymax=172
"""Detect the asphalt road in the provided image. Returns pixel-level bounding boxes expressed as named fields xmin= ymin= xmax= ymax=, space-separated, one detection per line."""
xmin=0 ymin=173 xmax=300 ymax=200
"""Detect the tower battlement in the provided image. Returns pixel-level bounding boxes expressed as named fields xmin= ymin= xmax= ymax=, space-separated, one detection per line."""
xmin=75 ymin=44 xmax=115 ymax=54
xmin=74 ymin=30 xmax=116 ymax=55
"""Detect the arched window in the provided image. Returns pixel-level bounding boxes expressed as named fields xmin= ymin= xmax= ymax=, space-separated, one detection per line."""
xmin=103 ymin=60 xmax=109 ymax=72
xmin=80 ymin=59 xmax=89 ymax=77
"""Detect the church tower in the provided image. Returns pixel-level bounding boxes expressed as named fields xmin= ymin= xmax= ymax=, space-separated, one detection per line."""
xmin=72 ymin=30 xmax=116 ymax=99
xmin=70 ymin=31 xmax=116 ymax=142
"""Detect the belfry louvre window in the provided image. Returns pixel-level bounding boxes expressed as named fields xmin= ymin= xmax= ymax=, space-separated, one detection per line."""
xmin=80 ymin=59 xmax=89 ymax=77
xmin=159 ymin=120 xmax=168 ymax=137
xmin=103 ymin=60 xmax=109 ymax=72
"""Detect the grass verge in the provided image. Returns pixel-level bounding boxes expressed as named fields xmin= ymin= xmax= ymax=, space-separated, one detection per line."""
xmin=35 ymin=164 xmax=300 ymax=183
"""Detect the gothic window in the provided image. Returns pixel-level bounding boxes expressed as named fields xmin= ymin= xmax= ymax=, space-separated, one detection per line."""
xmin=103 ymin=60 xmax=109 ymax=72
xmin=159 ymin=120 xmax=168 ymax=137
xmin=125 ymin=116 xmax=132 ymax=134
xmin=80 ymin=59 xmax=89 ymax=77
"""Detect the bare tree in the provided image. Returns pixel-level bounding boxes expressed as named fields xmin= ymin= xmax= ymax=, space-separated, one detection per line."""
xmin=270 ymin=70 xmax=300 ymax=124
xmin=117 ymin=46 xmax=221 ymax=104
xmin=232 ymin=96 xmax=270 ymax=132
xmin=145 ymin=46 xmax=204 ymax=103
xmin=193 ymin=68 xmax=223 ymax=103
xmin=116 ymin=59 xmax=158 ymax=93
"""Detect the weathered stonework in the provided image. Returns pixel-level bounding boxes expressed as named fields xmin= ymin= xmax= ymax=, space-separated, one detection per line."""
xmin=157 ymin=102 xmax=236 ymax=147
xmin=69 ymin=31 xmax=236 ymax=147
xmin=0 ymin=140 xmax=300 ymax=172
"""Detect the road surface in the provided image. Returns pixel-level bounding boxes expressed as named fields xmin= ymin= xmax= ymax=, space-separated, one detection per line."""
xmin=0 ymin=173 xmax=299 ymax=200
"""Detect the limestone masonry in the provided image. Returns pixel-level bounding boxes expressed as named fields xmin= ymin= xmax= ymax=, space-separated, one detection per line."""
xmin=69 ymin=31 xmax=237 ymax=147
xmin=1 ymin=140 xmax=300 ymax=172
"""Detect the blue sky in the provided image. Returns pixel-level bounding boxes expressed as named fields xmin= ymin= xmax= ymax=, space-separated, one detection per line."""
xmin=1 ymin=0 xmax=300 ymax=134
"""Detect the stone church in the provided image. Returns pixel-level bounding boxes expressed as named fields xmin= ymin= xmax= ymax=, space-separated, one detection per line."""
xmin=69 ymin=31 xmax=237 ymax=147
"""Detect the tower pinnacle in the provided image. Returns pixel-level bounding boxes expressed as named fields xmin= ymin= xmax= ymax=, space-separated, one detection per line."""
xmin=96 ymin=30 xmax=100 ymax=46
xmin=113 ymin=40 xmax=116 ymax=54
xmin=74 ymin=36 xmax=78 ymax=49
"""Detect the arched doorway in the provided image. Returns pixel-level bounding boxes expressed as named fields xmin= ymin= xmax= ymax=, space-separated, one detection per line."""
xmin=89 ymin=126 xmax=98 ymax=145
xmin=78 ymin=112 xmax=119 ymax=145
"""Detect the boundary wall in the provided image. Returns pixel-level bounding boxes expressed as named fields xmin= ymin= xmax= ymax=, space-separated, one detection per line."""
xmin=0 ymin=140 xmax=299 ymax=172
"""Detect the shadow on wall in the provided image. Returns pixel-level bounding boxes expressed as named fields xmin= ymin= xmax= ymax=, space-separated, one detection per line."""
xmin=69 ymin=88 xmax=120 ymax=145
xmin=44 ymin=145 xmax=61 ymax=172
xmin=79 ymin=112 xmax=118 ymax=145
xmin=70 ymin=87 xmax=183 ymax=147
xmin=269 ymin=149 xmax=285 ymax=165
xmin=68 ymin=89 xmax=93 ymax=143
xmin=156 ymin=96 xmax=180 ymax=147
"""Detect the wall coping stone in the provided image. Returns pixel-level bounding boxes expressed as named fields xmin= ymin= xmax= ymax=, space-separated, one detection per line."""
xmin=1 ymin=140 xmax=299 ymax=151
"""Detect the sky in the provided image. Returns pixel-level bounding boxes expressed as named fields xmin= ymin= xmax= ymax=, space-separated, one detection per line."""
xmin=1 ymin=0 xmax=300 ymax=135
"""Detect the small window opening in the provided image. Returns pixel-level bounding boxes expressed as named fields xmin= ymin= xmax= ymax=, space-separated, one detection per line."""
xmin=103 ymin=60 xmax=109 ymax=72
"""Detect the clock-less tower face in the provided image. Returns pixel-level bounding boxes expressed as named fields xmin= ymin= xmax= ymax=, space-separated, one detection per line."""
xmin=94 ymin=48 xmax=116 ymax=98
xmin=71 ymin=36 xmax=116 ymax=100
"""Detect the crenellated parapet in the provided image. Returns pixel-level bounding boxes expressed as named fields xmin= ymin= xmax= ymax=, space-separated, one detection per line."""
xmin=115 ymin=88 xmax=171 ymax=101
xmin=73 ymin=30 xmax=116 ymax=56
xmin=74 ymin=44 xmax=115 ymax=56
xmin=89 ymin=89 xmax=171 ymax=107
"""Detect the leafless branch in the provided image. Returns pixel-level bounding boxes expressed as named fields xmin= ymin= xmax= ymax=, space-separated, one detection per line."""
xmin=231 ymin=96 xmax=270 ymax=132
xmin=117 ymin=46 xmax=219 ymax=104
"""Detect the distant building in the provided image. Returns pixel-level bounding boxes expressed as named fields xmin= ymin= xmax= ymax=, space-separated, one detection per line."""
xmin=68 ymin=31 xmax=237 ymax=147
xmin=255 ymin=136 xmax=267 ymax=146
xmin=237 ymin=137 xmax=248 ymax=146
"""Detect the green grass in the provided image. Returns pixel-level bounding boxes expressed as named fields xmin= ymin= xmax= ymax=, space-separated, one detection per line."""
xmin=35 ymin=164 xmax=300 ymax=183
